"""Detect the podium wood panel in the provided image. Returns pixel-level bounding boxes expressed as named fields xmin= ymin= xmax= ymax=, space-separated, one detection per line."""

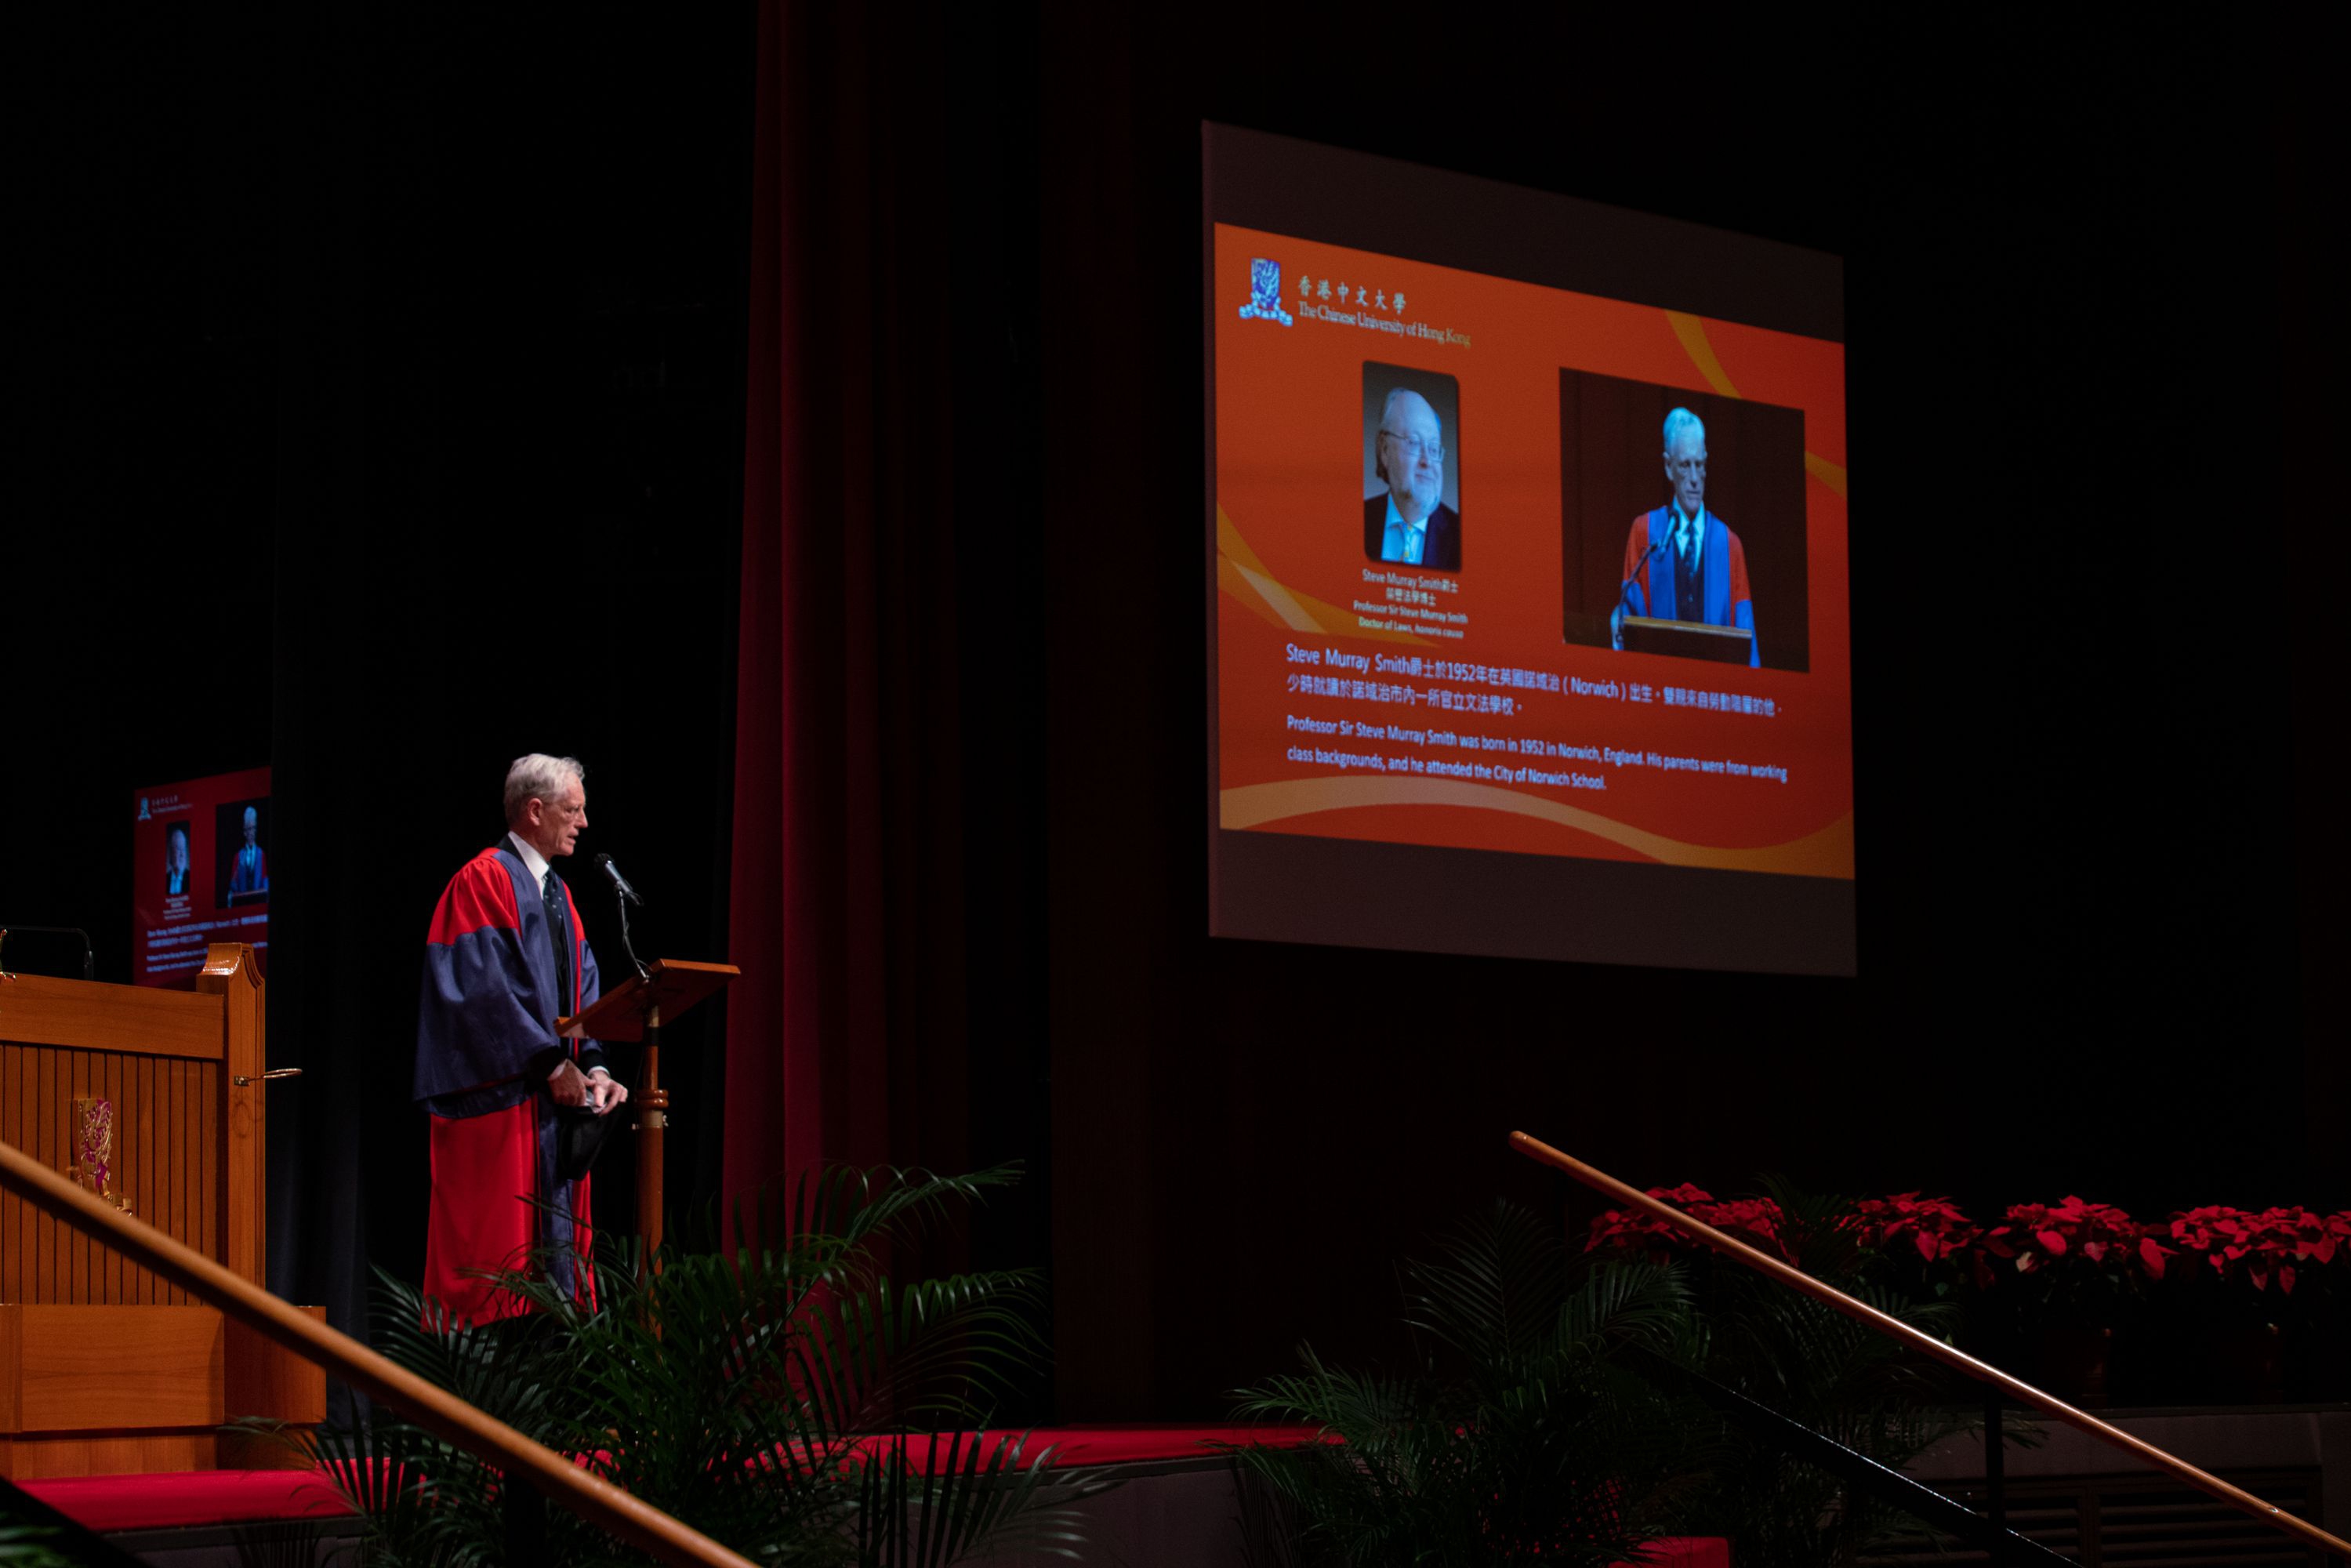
xmin=0 ymin=1302 xmax=324 ymax=1479
xmin=557 ymin=959 xmax=739 ymax=1042
xmin=0 ymin=981 xmax=224 ymax=1060
xmin=0 ymin=1433 xmax=215 ymax=1481
xmin=0 ymin=944 xmax=314 ymax=1479
xmin=225 ymin=1308 xmax=328 ymax=1425
xmin=0 ymin=1043 xmax=226 ymax=1306
xmin=1619 ymin=615 xmax=1754 ymax=664
xmin=0 ymin=1305 xmax=223 ymax=1430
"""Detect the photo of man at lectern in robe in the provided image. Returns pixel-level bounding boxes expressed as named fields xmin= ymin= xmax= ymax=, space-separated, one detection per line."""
xmin=1613 ymin=407 xmax=1760 ymax=666
xmin=414 ymin=753 xmax=628 ymax=1325
xmin=225 ymin=804 xmax=270 ymax=899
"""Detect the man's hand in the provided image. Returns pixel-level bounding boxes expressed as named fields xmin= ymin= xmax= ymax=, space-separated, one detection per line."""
xmin=585 ymin=1069 xmax=630 ymax=1116
xmin=548 ymin=1058 xmax=592 ymax=1108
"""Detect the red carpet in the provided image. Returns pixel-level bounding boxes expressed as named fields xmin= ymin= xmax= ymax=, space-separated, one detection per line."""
xmin=850 ymin=1421 xmax=1330 ymax=1468
xmin=16 ymin=1424 xmax=1728 ymax=1568
xmin=16 ymin=1468 xmax=356 ymax=1533
xmin=14 ymin=1427 xmax=1319 ymax=1532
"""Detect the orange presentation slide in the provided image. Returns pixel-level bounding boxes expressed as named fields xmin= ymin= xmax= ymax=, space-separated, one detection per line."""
xmin=1213 ymin=221 xmax=1852 ymax=884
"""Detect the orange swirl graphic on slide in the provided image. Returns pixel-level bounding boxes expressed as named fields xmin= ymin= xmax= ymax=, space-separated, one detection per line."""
xmin=1223 ymin=775 xmax=1853 ymax=878
xmin=1668 ymin=311 xmax=1847 ymax=499
xmin=1217 ymin=507 xmax=1433 ymax=645
xmin=1667 ymin=311 xmax=1743 ymax=398
xmin=1804 ymin=452 xmax=1848 ymax=497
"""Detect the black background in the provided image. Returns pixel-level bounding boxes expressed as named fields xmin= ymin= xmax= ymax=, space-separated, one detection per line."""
xmin=5 ymin=4 xmax=2338 ymax=1421
xmin=6 ymin=2 xmax=755 ymax=1347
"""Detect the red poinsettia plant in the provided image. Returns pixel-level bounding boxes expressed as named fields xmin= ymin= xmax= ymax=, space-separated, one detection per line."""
xmin=1588 ymin=1184 xmax=2351 ymax=1322
xmin=1852 ymin=1192 xmax=1981 ymax=1267
xmin=2166 ymin=1207 xmax=2351 ymax=1295
xmin=1979 ymin=1196 xmax=2172 ymax=1287
xmin=1585 ymin=1183 xmax=1795 ymax=1265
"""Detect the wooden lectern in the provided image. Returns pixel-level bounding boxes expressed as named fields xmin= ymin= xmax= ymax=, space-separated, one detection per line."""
xmin=1618 ymin=615 xmax=1754 ymax=666
xmin=0 ymin=942 xmax=323 ymax=1479
xmin=558 ymin=960 xmax=736 ymax=1265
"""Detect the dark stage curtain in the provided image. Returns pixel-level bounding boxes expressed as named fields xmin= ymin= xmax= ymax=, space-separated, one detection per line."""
xmin=257 ymin=2 xmax=753 ymax=1389
xmin=723 ymin=0 xmax=1050 ymax=1265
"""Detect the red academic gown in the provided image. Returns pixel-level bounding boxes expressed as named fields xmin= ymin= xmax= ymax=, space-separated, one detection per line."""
xmin=414 ymin=844 xmax=602 ymax=1324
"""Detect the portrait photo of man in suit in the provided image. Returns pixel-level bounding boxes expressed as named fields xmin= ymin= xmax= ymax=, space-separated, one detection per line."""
xmin=164 ymin=824 xmax=193 ymax=895
xmin=1361 ymin=368 xmax=1462 ymax=572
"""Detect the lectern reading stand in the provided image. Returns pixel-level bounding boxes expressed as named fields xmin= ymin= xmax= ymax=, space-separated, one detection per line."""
xmin=1618 ymin=615 xmax=1754 ymax=665
xmin=558 ymin=959 xmax=738 ymax=1267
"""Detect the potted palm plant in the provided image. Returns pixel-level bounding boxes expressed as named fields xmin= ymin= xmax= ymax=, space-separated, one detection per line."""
xmin=293 ymin=1164 xmax=1095 ymax=1566
xmin=1227 ymin=1200 xmax=1702 ymax=1568
xmin=1612 ymin=1178 xmax=1972 ymax=1568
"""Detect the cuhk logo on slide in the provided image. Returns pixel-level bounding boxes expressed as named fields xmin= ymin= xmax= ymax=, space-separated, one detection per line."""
xmin=1239 ymin=258 xmax=1293 ymax=325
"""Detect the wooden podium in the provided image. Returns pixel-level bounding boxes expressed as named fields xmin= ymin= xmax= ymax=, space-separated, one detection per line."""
xmin=0 ymin=942 xmax=323 ymax=1479
xmin=558 ymin=960 xmax=736 ymax=1265
xmin=1619 ymin=615 xmax=1755 ymax=665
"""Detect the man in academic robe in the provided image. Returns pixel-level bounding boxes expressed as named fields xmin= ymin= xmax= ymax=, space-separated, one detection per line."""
xmin=226 ymin=806 xmax=270 ymax=896
xmin=165 ymin=826 xmax=193 ymax=895
xmin=1615 ymin=407 xmax=1760 ymax=668
xmin=1361 ymin=387 xmax=1461 ymax=571
xmin=414 ymin=753 xmax=628 ymax=1324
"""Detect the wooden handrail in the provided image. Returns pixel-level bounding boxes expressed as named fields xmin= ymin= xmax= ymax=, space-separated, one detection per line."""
xmin=0 ymin=1137 xmax=757 ymax=1568
xmin=1509 ymin=1131 xmax=2351 ymax=1562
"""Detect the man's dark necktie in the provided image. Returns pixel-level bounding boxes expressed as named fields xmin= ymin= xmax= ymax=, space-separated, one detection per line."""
xmin=543 ymin=870 xmax=572 ymax=1011
xmin=1674 ymin=519 xmax=1702 ymax=622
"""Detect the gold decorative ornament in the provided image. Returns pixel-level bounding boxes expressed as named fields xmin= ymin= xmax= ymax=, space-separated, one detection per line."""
xmin=71 ymin=1096 xmax=133 ymax=1214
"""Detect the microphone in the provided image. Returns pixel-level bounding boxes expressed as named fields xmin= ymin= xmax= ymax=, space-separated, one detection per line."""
xmin=593 ymin=855 xmax=644 ymax=908
xmin=1620 ymin=535 xmax=1670 ymax=613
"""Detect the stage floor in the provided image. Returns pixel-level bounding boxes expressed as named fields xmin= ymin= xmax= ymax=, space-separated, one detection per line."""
xmin=20 ymin=1425 xmax=1731 ymax=1568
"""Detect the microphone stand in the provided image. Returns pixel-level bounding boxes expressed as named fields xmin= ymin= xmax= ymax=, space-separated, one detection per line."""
xmin=612 ymin=884 xmax=650 ymax=984
xmin=0 ymin=924 xmax=96 ymax=982
xmin=1613 ymin=536 xmax=1671 ymax=648
xmin=597 ymin=855 xmax=651 ymax=982
xmin=598 ymin=862 xmax=660 ymax=1271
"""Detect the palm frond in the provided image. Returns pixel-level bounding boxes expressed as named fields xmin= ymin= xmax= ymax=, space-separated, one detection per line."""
xmin=1656 ymin=1176 xmax=1980 ymax=1568
xmin=854 ymin=1432 xmax=1105 ymax=1568
xmin=316 ymin=1161 xmax=1071 ymax=1567
xmin=1555 ymin=1255 xmax=1693 ymax=1359
xmin=782 ymin=1269 xmax=1043 ymax=1439
xmin=294 ymin=1411 xmax=495 ymax=1568
xmin=1399 ymin=1199 xmax=1563 ymax=1370
xmin=1235 ymin=1204 xmax=1704 ymax=1568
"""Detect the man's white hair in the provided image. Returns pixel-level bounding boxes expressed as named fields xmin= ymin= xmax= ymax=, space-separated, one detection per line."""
xmin=1382 ymin=386 xmax=1428 ymax=429
xmin=1663 ymin=407 xmax=1707 ymax=452
xmin=504 ymin=753 xmax=586 ymax=825
xmin=241 ymin=805 xmax=259 ymax=827
xmin=1376 ymin=387 xmax=1439 ymax=485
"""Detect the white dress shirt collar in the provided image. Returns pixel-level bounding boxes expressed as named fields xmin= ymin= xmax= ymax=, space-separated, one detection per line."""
xmin=1384 ymin=492 xmax=1429 ymax=564
xmin=1668 ymin=501 xmax=1707 ymax=561
xmin=508 ymin=831 xmax=553 ymax=891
